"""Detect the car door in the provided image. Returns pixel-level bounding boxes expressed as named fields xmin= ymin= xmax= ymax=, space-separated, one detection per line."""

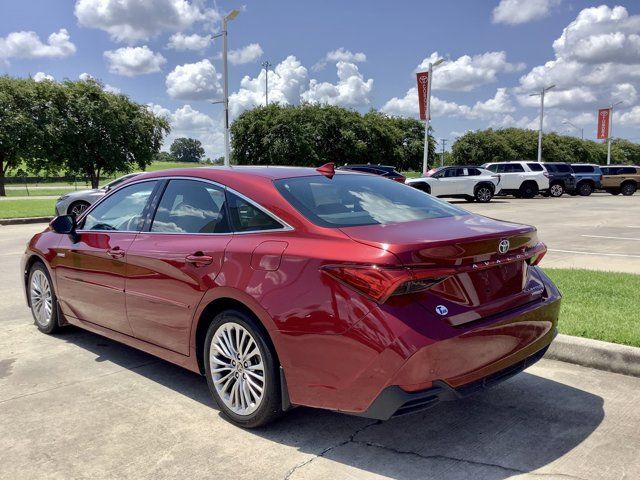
xmin=54 ymin=180 xmax=159 ymax=335
xmin=124 ymin=178 xmax=233 ymax=355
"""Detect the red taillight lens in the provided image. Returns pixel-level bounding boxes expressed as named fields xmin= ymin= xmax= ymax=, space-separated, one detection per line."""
xmin=322 ymin=265 xmax=454 ymax=303
xmin=527 ymin=242 xmax=547 ymax=266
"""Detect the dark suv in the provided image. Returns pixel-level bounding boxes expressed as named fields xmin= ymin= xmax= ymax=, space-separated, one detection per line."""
xmin=337 ymin=164 xmax=406 ymax=183
xmin=569 ymin=164 xmax=603 ymax=196
xmin=543 ymin=163 xmax=576 ymax=197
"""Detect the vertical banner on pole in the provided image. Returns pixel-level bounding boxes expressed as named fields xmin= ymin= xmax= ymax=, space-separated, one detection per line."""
xmin=597 ymin=108 xmax=610 ymax=139
xmin=416 ymin=72 xmax=429 ymax=121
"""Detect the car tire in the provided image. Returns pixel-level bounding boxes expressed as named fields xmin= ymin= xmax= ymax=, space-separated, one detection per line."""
xmin=549 ymin=183 xmax=564 ymax=197
xmin=412 ymin=183 xmax=431 ymax=194
xmin=610 ymin=189 xmax=620 ymax=195
xmin=474 ymin=185 xmax=494 ymax=203
xmin=67 ymin=201 xmax=90 ymax=217
xmin=28 ymin=262 xmax=60 ymax=334
xmin=621 ymin=182 xmax=637 ymax=196
xmin=578 ymin=182 xmax=593 ymax=196
xmin=519 ymin=182 xmax=538 ymax=199
xmin=204 ymin=309 xmax=283 ymax=428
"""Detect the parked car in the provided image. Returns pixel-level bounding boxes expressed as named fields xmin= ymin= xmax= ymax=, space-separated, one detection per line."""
xmin=600 ymin=165 xmax=640 ymax=196
xmin=569 ymin=164 xmax=603 ymax=196
xmin=405 ymin=166 xmax=501 ymax=203
xmin=483 ymin=161 xmax=550 ymax=198
xmin=54 ymin=173 xmax=141 ymax=216
xmin=23 ymin=164 xmax=559 ymax=428
xmin=542 ymin=163 xmax=576 ymax=197
xmin=337 ymin=164 xmax=406 ymax=183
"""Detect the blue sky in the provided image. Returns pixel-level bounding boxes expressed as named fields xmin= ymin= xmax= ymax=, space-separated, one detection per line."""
xmin=2 ymin=0 xmax=639 ymax=159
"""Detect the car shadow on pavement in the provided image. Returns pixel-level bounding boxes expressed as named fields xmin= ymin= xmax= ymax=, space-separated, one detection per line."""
xmin=60 ymin=327 xmax=604 ymax=480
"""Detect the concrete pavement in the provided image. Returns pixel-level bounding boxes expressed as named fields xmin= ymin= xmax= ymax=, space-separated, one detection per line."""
xmin=1 ymin=206 xmax=640 ymax=479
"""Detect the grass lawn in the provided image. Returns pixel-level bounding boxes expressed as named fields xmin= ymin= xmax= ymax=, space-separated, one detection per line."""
xmin=0 ymin=198 xmax=56 ymax=219
xmin=5 ymin=188 xmax=76 ymax=197
xmin=545 ymin=268 xmax=640 ymax=348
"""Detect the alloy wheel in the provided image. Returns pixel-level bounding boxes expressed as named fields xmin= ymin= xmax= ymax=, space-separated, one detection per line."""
xmin=70 ymin=202 xmax=89 ymax=216
xmin=621 ymin=183 xmax=636 ymax=196
xmin=550 ymin=184 xmax=564 ymax=197
xmin=30 ymin=270 xmax=53 ymax=328
xmin=209 ymin=322 xmax=265 ymax=416
xmin=476 ymin=187 xmax=492 ymax=202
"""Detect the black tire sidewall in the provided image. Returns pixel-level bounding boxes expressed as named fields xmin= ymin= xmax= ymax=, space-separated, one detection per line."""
xmin=28 ymin=262 xmax=59 ymax=334
xmin=203 ymin=309 xmax=282 ymax=428
xmin=520 ymin=183 xmax=537 ymax=199
xmin=621 ymin=183 xmax=636 ymax=196
xmin=579 ymin=183 xmax=593 ymax=196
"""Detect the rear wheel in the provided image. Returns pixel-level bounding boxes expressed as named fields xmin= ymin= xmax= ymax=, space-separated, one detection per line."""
xmin=204 ymin=309 xmax=282 ymax=428
xmin=474 ymin=185 xmax=494 ymax=203
xmin=578 ymin=182 xmax=593 ymax=196
xmin=519 ymin=182 xmax=538 ymax=199
xmin=621 ymin=182 xmax=637 ymax=196
xmin=68 ymin=200 xmax=90 ymax=217
xmin=28 ymin=263 xmax=59 ymax=334
xmin=549 ymin=183 xmax=564 ymax=197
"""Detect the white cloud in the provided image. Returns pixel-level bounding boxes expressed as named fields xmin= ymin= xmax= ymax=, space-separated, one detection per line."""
xmin=492 ymin=0 xmax=560 ymax=25
xmin=79 ymin=72 xmax=94 ymax=82
xmin=165 ymin=59 xmax=221 ymax=100
xmin=229 ymin=55 xmax=309 ymax=118
xmin=0 ymin=28 xmax=76 ymax=59
xmin=618 ymin=106 xmax=640 ymax=126
xmin=78 ymin=72 xmax=121 ymax=94
xmin=104 ymin=84 xmax=121 ymax=94
xmin=167 ymin=33 xmax=212 ymax=51
xmin=417 ymin=51 xmax=525 ymax=91
xmin=33 ymin=72 xmax=54 ymax=82
xmin=313 ymin=48 xmax=366 ymax=71
xmin=228 ymin=43 xmax=263 ymax=65
xmin=517 ymin=6 xmax=640 ymax=109
xmin=104 ymin=46 xmax=166 ymax=76
xmin=74 ymin=0 xmax=217 ymax=42
xmin=302 ymin=61 xmax=373 ymax=107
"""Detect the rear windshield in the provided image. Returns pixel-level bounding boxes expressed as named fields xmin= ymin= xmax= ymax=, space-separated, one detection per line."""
xmin=274 ymin=174 xmax=467 ymax=228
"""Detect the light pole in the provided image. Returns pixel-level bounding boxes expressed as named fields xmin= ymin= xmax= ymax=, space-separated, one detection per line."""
xmin=261 ymin=60 xmax=272 ymax=105
xmin=422 ymin=58 xmax=444 ymax=175
xmin=607 ymin=100 xmax=623 ymax=165
xmin=440 ymin=138 xmax=447 ymax=167
xmin=213 ymin=9 xmax=240 ymax=167
xmin=562 ymin=120 xmax=583 ymax=140
xmin=530 ymin=84 xmax=555 ymax=162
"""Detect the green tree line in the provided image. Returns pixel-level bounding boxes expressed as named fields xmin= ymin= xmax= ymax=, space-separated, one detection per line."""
xmin=0 ymin=76 xmax=169 ymax=195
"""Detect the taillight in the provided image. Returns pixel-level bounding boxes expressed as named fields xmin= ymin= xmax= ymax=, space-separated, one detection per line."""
xmin=527 ymin=242 xmax=547 ymax=266
xmin=321 ymin=265 xmax=454 ymax=303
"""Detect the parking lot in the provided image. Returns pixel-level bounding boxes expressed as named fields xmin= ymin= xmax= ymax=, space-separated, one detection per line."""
xmin=1 ymin=194 xmax=640 ymax=479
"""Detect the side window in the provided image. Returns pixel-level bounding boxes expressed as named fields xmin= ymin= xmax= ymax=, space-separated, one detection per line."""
xmin=82 ymin=181 xmax=158 ymax=231
xmin=467 ymin=168 xmax=481 ymax=176
xmin=227 ymin=191 xmax=284 ymax=232
xmin=527 ymin=163 xmax=544 ymax=172
xmin=621 ymin=167 xmax=636 ymax=174
xmin=506 ymin=164 xmax=525 ymax=173
xmin=486 ymin=164 xmax=498 ymax=173
xmin=557 ymin=164 xmax=572 ymax=173
xmin=443 ymin=168 xmax=457 ymax=178
xmin=151 ymin=179 xmax=230 ymax=234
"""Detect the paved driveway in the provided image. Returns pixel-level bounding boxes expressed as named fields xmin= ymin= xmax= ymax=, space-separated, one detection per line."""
xmin=1 ymin=217 xmax=639 ymax=479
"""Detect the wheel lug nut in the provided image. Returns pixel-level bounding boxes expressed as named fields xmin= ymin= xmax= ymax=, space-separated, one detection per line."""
xmin=235 ymin=372 xmax=239 ymax=378
xmin=244 ymin=362 xmax=248 ymax=368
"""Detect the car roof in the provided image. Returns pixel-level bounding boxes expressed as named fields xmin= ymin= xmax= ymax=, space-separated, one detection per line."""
xmin=340 ymin=163 xmax=397 ymax=168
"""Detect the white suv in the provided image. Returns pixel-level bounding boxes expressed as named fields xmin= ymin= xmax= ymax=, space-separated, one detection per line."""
xmin=482 ymin=161 xmax=549 ymax=198
xmin=405 ymin=166 xmax=501 ymax=203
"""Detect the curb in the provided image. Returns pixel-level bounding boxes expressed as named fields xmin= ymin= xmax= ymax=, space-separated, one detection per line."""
xmin=545 ymin=333 xmax=640 ymax=378
xmin=0 ymin=216 xmax=53 ymax=225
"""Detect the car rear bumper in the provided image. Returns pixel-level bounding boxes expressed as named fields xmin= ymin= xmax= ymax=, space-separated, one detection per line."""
xmin=353 ymin=342 xmax=550 ymax=420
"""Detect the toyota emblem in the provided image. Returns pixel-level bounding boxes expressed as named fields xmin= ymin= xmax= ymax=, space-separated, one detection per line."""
xmin=498 ymin=239 xmax=510 ymax=254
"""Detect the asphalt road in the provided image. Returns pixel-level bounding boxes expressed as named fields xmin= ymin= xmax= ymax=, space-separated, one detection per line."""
xmin=1 ymin=197 xmax=640 ymax=479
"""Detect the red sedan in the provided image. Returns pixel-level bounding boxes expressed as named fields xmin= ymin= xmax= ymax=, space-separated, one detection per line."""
xmin=22 ymin=164 xmax=559 ymax=428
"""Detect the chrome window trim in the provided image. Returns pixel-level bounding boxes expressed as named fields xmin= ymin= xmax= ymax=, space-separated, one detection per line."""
xmin=77 ymin=175 xmax=294 ymax=236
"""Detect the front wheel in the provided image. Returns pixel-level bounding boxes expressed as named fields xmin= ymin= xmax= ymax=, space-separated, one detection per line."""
xmin=68 ymin=201 xmax=90 ymax=217
xmin=474 ymin=185 xmax=494 ymax=203
xmin=549 ymin=183 xmax=564 ymax=197
xmin=204 ymin=309 xmax=283 ymax=428
xmin=28 ymin=263 xmax=59 ymax=334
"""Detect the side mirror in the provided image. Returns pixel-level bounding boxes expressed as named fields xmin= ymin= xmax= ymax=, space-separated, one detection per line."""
xmin=50 ymin=215 xmax=79 ymax=243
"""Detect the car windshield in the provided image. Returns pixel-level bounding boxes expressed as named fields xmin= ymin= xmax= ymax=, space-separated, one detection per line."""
xmin=274 ymin=174 xmax=468 ymax=228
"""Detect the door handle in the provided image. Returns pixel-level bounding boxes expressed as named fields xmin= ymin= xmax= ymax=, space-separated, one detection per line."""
xmin=186 ymin=253 xmax=213 ymax=267
xmin=107 ymin=247 xmax=125 ymax=259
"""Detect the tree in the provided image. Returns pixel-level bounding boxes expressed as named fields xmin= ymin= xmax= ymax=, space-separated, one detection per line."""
xmin=170 ymin=137 xmax=205 ymax=163
xmin=153 ymin=151 xmax=175 ymax=163
xmin=42 ymin=79 xmax=170 ymax=188
xmin=0 ymin=77 xmax=43 ymax=196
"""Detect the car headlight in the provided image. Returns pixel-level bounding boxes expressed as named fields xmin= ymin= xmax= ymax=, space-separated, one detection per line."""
xmin=57 ymin=195 xmax=70 ymax=201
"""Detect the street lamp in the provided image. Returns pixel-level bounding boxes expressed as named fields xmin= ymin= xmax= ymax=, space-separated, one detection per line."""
xmin=530 ymin=84 xmax=555 ymax=162
xmin=422 ymin=58 xmax=445 ymax=174
xmin=261 ymin=60 xmax=272 ymax=105
xmin=212 ymin=9 xmax=240 ymax=167
xmin=607 ymin=100 xmax=623 ymax=165
xmin=562 ymin=119 xmax=583 ymax=140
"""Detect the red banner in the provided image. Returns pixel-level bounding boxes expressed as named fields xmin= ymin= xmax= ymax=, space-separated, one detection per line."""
xmin=597 ymin=108 xmax=610 ymax=139
xmin=416 ymin=71 xmax=429 ymax=121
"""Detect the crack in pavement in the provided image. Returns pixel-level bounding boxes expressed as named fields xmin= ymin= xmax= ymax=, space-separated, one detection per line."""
xmin=284 ymin=421 xmax=589 ymax=480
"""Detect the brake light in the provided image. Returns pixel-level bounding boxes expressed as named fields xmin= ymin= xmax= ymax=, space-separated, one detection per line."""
xmin=527 ymin=242 xmax=547 ymax=266
xmin=321 ymin=265 xmax=454 ymax=303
